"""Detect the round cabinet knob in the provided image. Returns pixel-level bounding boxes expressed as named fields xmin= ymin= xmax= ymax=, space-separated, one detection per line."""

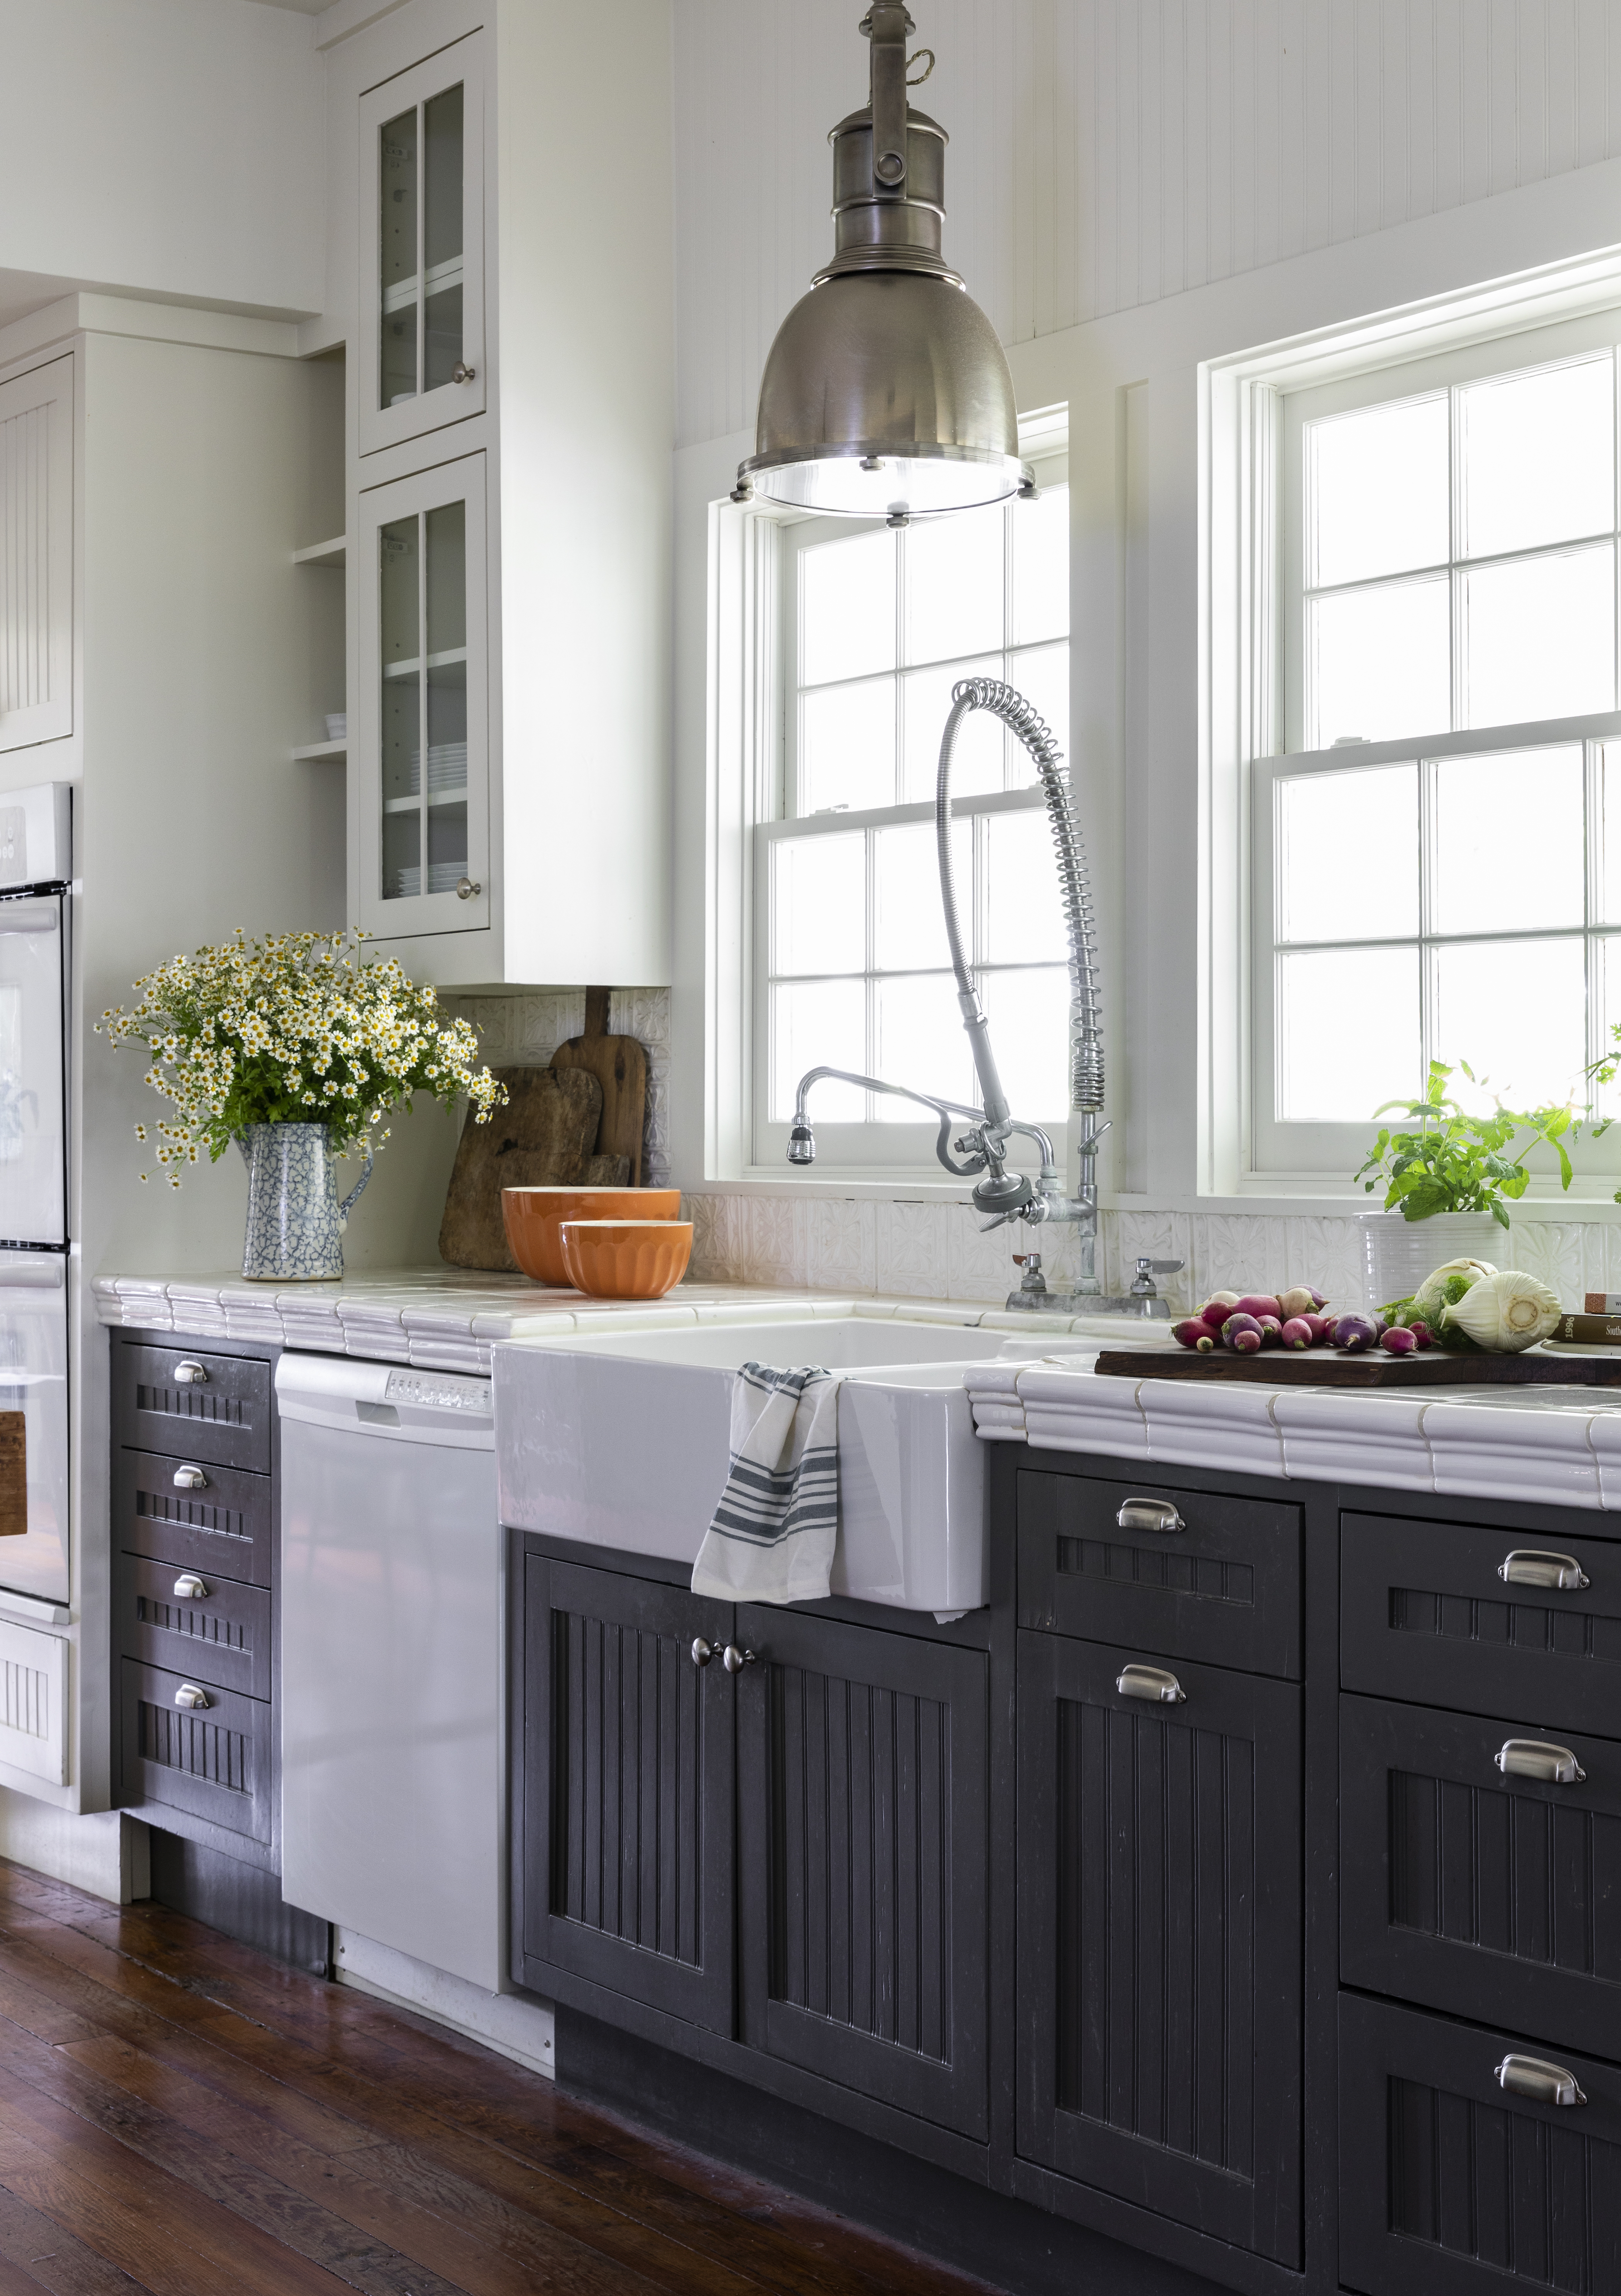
xmin=173 ymin=1684 xmax=210 ymax=1711
xmin=172 ymin=1465 xmax=208 ymax=1491
xmin=455 ymin=876 xmax=481 ymax=901
xmin=691 ymin=1638 xmax=713 ymax=1669
xmin=173 ymin=1360 xmax=209 ymax=1386
xmin=451 ymin=361 xmax=476 ymax=384
xmin=722 ymin=1645 xmax=757 ymax=1674
xmin=173 ymin=1575 xmax=208 ymax=1600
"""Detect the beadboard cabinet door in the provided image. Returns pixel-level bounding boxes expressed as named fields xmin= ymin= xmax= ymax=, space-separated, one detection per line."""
xmin=519 ymin=1556 xmax=736 ymax=2033
xmin=1015 ymin=1630 xmax=1304 ymax=2264
xmin=0 ymin=356 xmax=72 ymax=752
xmin=353 ymin=453 xmax=488 ymax=942
xmin=736 ymin=1609 xmax=989 ymax=2138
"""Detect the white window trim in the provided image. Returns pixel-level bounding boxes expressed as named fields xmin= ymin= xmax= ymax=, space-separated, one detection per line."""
xmin=704 ymin=415 xmax=1071 ymax=1190
xmin=1206 ymin=242 xmax=1621 ymax=1200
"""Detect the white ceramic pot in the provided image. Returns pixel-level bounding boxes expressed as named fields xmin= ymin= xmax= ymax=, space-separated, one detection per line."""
xmin=236 ymin=1123 xmax=373 ymax=1281
xmin=1359 ymin=1209 xmax=1503 ymax=1313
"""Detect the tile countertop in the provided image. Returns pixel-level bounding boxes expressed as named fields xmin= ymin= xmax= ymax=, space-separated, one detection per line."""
xmin=90 ymin=1272 xmax=1130 ymax=1377
xmin=966 ymin=1352 xmax=1621 ymax=1513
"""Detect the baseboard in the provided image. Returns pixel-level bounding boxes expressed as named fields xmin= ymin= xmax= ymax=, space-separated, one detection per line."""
xmin=556 ymin=2007 xmax=1226 ymax=2296
xmin=147 ymin=1831 xmax=330 ymax=1974
xmin=0 ymin=1792 xmax=146 ymax=1904
xmin=333 ymin=1927 xmax=555 ymax=2079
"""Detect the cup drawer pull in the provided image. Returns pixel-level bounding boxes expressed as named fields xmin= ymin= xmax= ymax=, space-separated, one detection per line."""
xmin=1117 ymin=1498 xmax=1185 ymax=1535
xmin=172 ymin=1465 xmax=208 ymax=1491
xmin=1495 ymin=2054 xmax=1587 ymax=2108
xmin=172 ymin=1575 xmax=209 ymax=1600
xmin=1116 ymin=1664 xmax=1186 ymax=1704
xmin=1499 ymin=1549 xmax=1589 ymax=1590
xmin=1496 ymin=1739 xmax=1586 ymax=1785
xmin=173 ymin=1684 xmax=211 ymax=1711
xmin=172 ymin=1360 xmax=209 ymax=1386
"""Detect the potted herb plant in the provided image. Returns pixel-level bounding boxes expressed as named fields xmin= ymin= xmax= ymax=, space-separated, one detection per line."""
xmin=1353 ymin=1060 xmax=1579 ymax=1308
xmin=99 ymin=929 xmax=504 ymax=1280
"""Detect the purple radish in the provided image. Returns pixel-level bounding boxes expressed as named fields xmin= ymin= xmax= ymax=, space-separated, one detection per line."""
xmin=1236 ymin=1293 xmax=1282 ymax=1322
xmin=1334 ymin=1314 xmax=1378 ymax=1353
xmin=1408 ymin=1319 xmax=1433 ymax=1349
xmin=1256 ymin=1314 xmax=1284 ymax=1346
xmin=1221 ymin=1313 xmax=1262 ymax=1348
xmin=1380 ymin=1326 xmax=1418 ymax=1355
xmin=1280 ymin=1317 xmax=1313 ymax=1350
xmin=1230 ymin=1326 xmax=1263 ymax=1353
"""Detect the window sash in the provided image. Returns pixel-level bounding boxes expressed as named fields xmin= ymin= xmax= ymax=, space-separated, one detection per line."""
xmin=1250 ymin=707 xmax=1621 ymax=1179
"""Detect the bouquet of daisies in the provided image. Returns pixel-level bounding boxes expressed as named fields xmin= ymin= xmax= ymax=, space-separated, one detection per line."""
xmin=97 ymin=928 xmax=504 ymax=1185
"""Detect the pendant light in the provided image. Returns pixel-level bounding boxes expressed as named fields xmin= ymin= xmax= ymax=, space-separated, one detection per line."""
xmin=732 ymin=3 xmax=1030 ymax=525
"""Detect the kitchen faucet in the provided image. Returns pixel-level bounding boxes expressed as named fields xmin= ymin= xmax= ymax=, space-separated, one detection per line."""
xmin=788 ymin=676 xmax=1176 ymax=1313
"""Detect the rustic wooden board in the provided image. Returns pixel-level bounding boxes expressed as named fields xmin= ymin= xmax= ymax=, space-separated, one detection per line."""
xmin=439 ymin=1067 xmax=613 ymax=1272
xmin=549 ymin=986 xmax=647 ymax=1188
xmin=0 ymin=1412 xmax=22 ymax=1536
xmin=1096 ymin=1346 xmax=1621 ymax=1386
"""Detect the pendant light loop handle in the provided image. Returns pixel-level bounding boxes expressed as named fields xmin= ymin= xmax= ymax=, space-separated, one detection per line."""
xmin=906 ymin=48 xmax=934 ymax=84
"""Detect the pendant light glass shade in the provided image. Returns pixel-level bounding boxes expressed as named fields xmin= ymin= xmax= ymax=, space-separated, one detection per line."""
xmin=736 ymin=6 xmax=1029 ymax=523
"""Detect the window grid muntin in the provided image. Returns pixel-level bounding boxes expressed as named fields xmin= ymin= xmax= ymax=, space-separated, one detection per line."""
xmin=1270 ymin=732 xmax=1621 ymax=1121
xmin=1300 ymin=349 xmax=1621 ymax=749
xmin=769 ymin=482 xmax=1071 ymax=1139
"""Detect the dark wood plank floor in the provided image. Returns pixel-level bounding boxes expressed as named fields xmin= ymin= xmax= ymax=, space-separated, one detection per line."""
xmin=0 ymin=1859 xmax=994 ymax=2296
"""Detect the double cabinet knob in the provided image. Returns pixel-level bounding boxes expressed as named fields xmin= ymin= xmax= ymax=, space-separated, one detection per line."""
xmin=690 ymin=1639 xmax=758 ymax=1674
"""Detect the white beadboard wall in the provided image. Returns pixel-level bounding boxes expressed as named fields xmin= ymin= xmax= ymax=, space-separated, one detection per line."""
xmin=674 ymin=0 xmax=1621 ymax=448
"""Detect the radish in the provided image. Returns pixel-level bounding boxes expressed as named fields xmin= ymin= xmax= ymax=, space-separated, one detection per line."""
xmin=1408 ymin=1318 xmax=1433 ymax=1350
xmin=1280 ymin=1316 xmax=1313 ymax=1349
xmin=1277 ymin=1285 xmax=1328 ymax=1318
xmin=1230 ymin=1325 xmax=1263 ymax=1353
xmin=1334 ymin=1314 xmax=1378 ymax=1352
xmin=1172 ymin=1318 xmax=1211 ymax=1350
xmin=1235 ymin=1293 xmax=1282 ymax=1322
xmin=1221 ymin=1312 xmax=1262 ymax=1348
xmin=1256 ymin=1314 xmax=1283 ymax=1346
xmin=1380 ymin=1326 xmax=1418 ymax=1355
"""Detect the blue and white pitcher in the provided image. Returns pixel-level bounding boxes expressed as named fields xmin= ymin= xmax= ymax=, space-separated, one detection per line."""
xmin=236 ymin=1123 xmax=373 ymax=1281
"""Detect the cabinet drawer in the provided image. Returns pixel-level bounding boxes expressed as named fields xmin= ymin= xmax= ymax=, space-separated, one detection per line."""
xmin=118 ymin=1553 xmax=269 ymax=1703
xmin=1018 ymin=1468 xmax=1302 ymax=1677
xmin=1342 ymin=1692 xmax=1621 ymax=2064
xmin=115 ymin=1342 xmax=271 ymax=1474
xmin=115 ymin=1449 xmax=270 ymax=1590
xmin=1339 ymin=1992 xmax=1621 ymax=2295
xmin=119 ymin=1658 xmax=271 ymax=1847
xmin=1343 ymin=1511 xmax=1621 ymax=1735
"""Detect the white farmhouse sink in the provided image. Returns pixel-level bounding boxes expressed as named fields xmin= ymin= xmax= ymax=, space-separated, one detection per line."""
xmin=494 ymin=1310 xmax=1167 ymax=1616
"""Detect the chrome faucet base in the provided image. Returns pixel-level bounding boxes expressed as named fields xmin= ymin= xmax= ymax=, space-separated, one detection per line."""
xmin=1001 ymin=1289 xmax=1173 ymax=1318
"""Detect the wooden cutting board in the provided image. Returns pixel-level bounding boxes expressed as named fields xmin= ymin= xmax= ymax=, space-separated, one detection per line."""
xmin=439 ymin=1066 xmax=629 ymax=1272
xmin=0 ymin=1413 xmax=23 ymax=1538
xmin=549 ymin=987 xmax=647 ymax=1188
xmin=1096 ymin=1347 xmax=1621 ymax=1387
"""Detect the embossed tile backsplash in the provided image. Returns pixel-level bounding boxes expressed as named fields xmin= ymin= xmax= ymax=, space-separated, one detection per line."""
xmin=444 ymin=991 xmax=1619 ymax=1309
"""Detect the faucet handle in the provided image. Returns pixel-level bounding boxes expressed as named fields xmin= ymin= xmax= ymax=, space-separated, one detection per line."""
xmin=1136 ymin=1256 xmax=1185 ymax=1276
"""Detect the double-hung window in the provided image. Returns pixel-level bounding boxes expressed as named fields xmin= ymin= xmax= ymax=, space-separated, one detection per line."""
xmin=756 ymin=424 xmax=1071 ymax=1173
xmin=1253 ymin=315 xmax=1621 ymax=1177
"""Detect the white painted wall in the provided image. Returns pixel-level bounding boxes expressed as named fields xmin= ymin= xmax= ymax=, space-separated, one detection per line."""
xmin=675 ymin=0 xmax=1621 ymax=448
xmin=0 ymin=0 xmax=325 ymax=324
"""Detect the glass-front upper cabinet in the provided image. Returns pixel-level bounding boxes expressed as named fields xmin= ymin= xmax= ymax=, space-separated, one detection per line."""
xmin=358 ymin=35 xmax=485 ymax=457
xmin=355 ymin=454 xmax=488 ymax=939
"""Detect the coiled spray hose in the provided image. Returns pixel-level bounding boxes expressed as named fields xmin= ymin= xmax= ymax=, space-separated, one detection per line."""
xmin=935 ymin=678 xmax=1103 ymax=1124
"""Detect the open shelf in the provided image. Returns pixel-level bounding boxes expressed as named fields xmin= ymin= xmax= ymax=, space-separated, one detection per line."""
xmin=293 ymin=536 xmax=346 ymax=569
xmin=292 ymin=740 xmax=347 ymax=763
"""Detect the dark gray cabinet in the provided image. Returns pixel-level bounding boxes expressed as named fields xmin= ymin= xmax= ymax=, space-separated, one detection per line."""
xmin=1340 ymin=1992 xmax=1621 ymax=2296
xmin=518 ymin=1554 xmax=735 ymax=2030
xmin=735 ymin=1606 xmax=989 ymax=2138
xmin=1015 ymin=1628 xmax=1303 ymax=2264
xmin=112 ymin=1330 xmax=282 ymax=1868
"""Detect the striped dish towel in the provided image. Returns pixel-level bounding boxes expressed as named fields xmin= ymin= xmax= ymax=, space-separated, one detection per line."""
xmin=690 ymin=1362 xmax=839 ymax=1605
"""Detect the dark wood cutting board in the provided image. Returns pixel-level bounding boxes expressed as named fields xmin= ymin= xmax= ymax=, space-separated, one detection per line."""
xmin=1096 ymin=1347 xmax=1621 ymax=1387
xmin=0 ymin=1413 xmax=23 ymax=1537
xmin=549 ymin=987 xmax=647 ymax=1187
xmin=439 ymin=1067 xmax=629 ymax=1272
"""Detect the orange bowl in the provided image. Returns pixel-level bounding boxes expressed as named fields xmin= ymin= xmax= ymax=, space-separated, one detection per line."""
xmin=501 ymin=1187 xmax=680 ymax=1286
xmin=558 ymin=1219 xmax=693 ymax=1302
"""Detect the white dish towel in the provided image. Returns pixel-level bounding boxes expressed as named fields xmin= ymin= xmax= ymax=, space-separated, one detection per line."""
xmin=690 ymin=1361 xmax=840 ymax=1604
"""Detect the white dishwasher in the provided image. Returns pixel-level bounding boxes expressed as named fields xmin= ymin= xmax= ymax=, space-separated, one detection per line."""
xmin=277 ymin=1354 xmax=502 ymax=1990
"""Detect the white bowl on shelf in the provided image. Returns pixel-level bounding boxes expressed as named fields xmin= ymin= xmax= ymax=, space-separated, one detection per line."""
xmin=325 ymin=713 xmax=348 ymax=742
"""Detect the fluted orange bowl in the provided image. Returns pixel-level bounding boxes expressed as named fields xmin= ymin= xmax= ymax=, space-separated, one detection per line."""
xmin=502 ymin=1187 xmax=680 ymax=1286
xmin=557 ymin=1219 xmax=693 ymax=1302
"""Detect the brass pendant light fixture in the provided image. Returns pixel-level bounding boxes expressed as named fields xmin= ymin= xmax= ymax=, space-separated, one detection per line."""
xmin=733 ymin=3 xmax=1030 ymax=525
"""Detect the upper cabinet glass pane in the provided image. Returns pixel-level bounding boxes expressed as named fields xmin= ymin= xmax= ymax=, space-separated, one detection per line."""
xmin=1307 ymin=395 xmax=1449 ymax=589
xmin=425 ymin=500 xmax=466 ymax=655
xmin=1459 ymin=356 xmax=1615 ymax=560
xmin=380 ymin=109 xmax=418 ymax=409
xmin=423 ymin=85 xmax=465 ymax=393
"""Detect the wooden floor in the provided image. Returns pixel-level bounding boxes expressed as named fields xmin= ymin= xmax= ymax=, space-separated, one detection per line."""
xmin=0 ymin=1858 xmax=994 ymax=2296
